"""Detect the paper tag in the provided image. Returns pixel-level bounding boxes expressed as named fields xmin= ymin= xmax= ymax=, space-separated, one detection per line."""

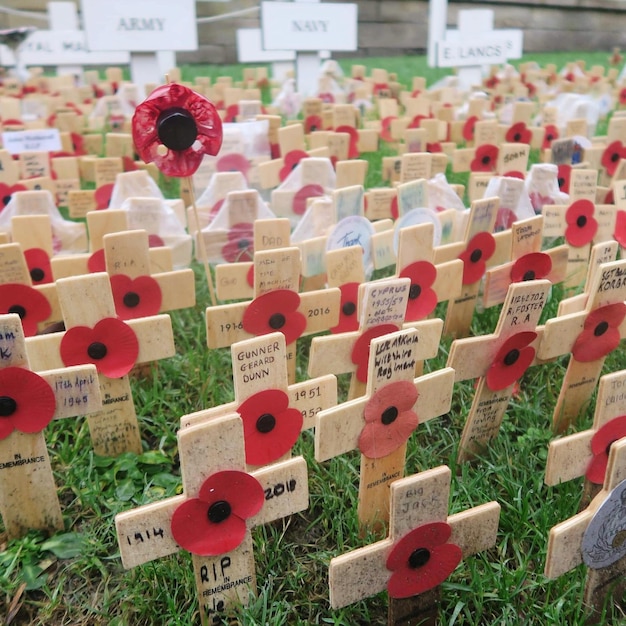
xmin=2 ymin=129 xmax=61 ymax=154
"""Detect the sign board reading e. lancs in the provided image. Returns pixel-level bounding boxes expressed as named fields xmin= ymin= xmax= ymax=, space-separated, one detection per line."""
xmin=437 ymin=34 xmax=521 ymax=68
xmin=261 ymin=1 xmax=357 ymax=52
xmin=80 ymin=0 xmax=197 ymax=52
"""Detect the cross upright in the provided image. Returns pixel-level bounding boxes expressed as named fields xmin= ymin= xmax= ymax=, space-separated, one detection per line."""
xmin=329 ymin=466 xmax=500 ymax=626
xmin=315 ymin=327 xmax=455 ymax=530
xmin=545 ymin=438 xmax=626 ymax=615
xmin=115 ymin=412 xmax=309 ymax=625
xmin=206 ymin=246 xmax=341 ymax=385
xmin=326 ymin=245 xmax=366 ymax=334
xmin=447 ymin=279 xmax=552 ymax=462
xmin=24 ymin=272 xmax=175 ymax=456
xmin=0 ymin=313 xmax=101 ymax=538
xmin=538 ymin=259 xmax=626 ymax=433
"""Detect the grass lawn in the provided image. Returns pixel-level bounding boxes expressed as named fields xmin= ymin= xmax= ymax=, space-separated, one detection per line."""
xmin=2 ymin=50 xmax=626 ymax=625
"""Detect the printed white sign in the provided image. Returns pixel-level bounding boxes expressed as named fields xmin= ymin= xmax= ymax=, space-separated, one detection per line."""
xmin=2 ymin=130 xmax=62 ymax=154
xmin=237 ymin=29 xmax=296 ymax=63
xmin=81 ymin=0 xmax=198 ymax=52
xmin=261 ymin=2 xmax=358 ymax=51
xmin=437 ymin=37 xmax=510 ymax=67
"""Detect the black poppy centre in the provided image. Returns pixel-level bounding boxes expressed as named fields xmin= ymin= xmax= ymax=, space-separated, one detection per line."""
xmin=470 ymin=249 xmax=482 ymax=263
xmin=342 ymin=301 xmax=356 ymax=316
xmin=576 ymin=215 xmax=587 ymax=228
xmin=87 ymin=341 xmax=108 ymax=360
xmin=408 ymin=547 xmax=431 ymax=569
xmin=523 ymin=270 xmax=536 ymax=281
xmin=208 ymin=500 xmax=231 ymax=524
xmin=238 ymin=239 xmax=250 ymax=250
xmin=409 ymin=284 xmax=422 ymax=300
xmin=30 ymin=267 xmax=45 ymax=282
xmin=481 ymin=155 xmax=491 ymax=166
xmin=256 ymin=412 xmax=276 ymax=433
xmin=8 ymin=304 xmax=26 ymax=319
xmin=611 ymin=151 xmax=621 ymax=163
xmin=381 ymin=406 xmax=399 ymax=425
xmin=504 ymin=349 xmax=520 ymax=366
xmin=269 ymin=313 xmax=286 ymax=330
xmin=513 ymin=133 xmax=522 ymax=141
xmin=2 ymin=194 xmax=12 ymax=207
xmin=557 ymin=177 xmax=565 ymax=188
xmin=157 ymin=107 xmax=198 ymax=152
xmin=123 ymin=291 xmax=141 ymax=308
xmin=0 ymin=396 xmax=17 ymax=417
xmin=594 ymin=321 xmax=609 ymax=337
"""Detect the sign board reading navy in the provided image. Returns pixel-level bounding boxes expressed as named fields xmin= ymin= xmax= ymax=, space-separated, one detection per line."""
xmin=261 ymin=1 xmax=358 ymax=52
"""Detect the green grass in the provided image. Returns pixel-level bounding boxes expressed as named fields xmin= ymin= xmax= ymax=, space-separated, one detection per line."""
xmin=3 ymin=51 xmax=626 ymax=625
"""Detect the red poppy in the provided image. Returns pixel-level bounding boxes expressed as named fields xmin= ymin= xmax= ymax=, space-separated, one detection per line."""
xmin=279 ymin=149 xmax=308 ymax=182
xmin=358 ymin=380 xmax=418 ymax=459
xmin=505 ymin=122 xmax=532 ymax=144
xmin=373 ymin=82 xmax=390 ymax=98
xmin=485 ymin=75 xmax=500 ymax=89
xmin=221 ymin=222 xmax=254 ymax=263
xmin=216 ymin=153 xmax=250 ymax=181
xmin=122 ymin=155 xmax=137 ymax=172
xmin=87 ymin=249 xmax=106 ymax=273
xmin=246 ymin=265 xmax=254 ymax=288
xmin=110 ymin=274 xmax=162 ymax=320
xmin=557 ymin=164 xmax=571 ymax=193
xmin=380 ymin=116 xmax=396 ymax=143
xmin=0 ymin=182 xmax=26 ymax=211
xmin=335 ymin=125 xmax=360 ymax=159
xmin=293 ymin=184 xmax=325 ymax=216
xmin=95 ymin=183 xmax=114 ymax=210
xmin=270 ymin=143 xmax=280 ymax=160
xmin=318 ymin=92 xmax=335 ymax=104
xmin=619 ymin=88 xmax=626 ymax=106
xmin=586 ymin=415 xmax=626 ymax=484
xmin=458 ymin=232 xmax=496 ymax=285
xmin=224 ymin=104 xmax=239 ymax=123
xmin=24 ymin=248 xmax=53 ymax=285
xmin=330 ymin=282 xmax=360 ymax=334
xmin=494 ymin=207 xmax=518 ymax=232
xmin=510 ymin=252 xmax=552 ymax=283
xmin=60 ymin=317 xmax=139 ymax=378
xmin=462 ymin=116 xmax=479 ymax=142
xmin=486 ymin=331 xmax=537 ymax=391
xmin=605 ymin=188 xmax=615 ymax=204
xmin=351 ymin=324 xmax=399 ymax=383
xmin=0 ymin=284 xmax=52 ymax=337
xmin=386 ymin=522 xmax=462 ymax=598
xmin=132 ymin=83 xmax=223 ymax=178
xmin=148 ymin=234 xmax=165 ymax=248
xmin=170 ymin=470 xmax=264 ymax=556
xmin=470 ymin=144 xmax=498 ymax=172
xmin=237 ymin=389 xmax=303 ymax=465
xmin=390 ymin=196 xmax=399 ymax=220
xmin=524 ymin=82 xmax=537 ymax=98
xmin=614 ymin=210 xmax=626 ymax=247
xmin=408 ymin=114 xmax=427 ymax=129
xmin=305 ymin=115 xmax=323 ymax=134
xmin=399 ymin=261 xmax=438 ymax=321
xmin=565 ymin=199 xmax=598 ymax=247
xmin=571 ymin=303 xmax=626 ymax=363
xmin=209 ymin=198 xmax=225 ymax=220
xmin=242 ymin=289 xmax=306 ymax=345
xmin=0 ymin=367 xmax=56 ymax=440
xmin=542 ymin=125 xmax=559 ymax=150
xmin=601 ymin=140 xmax=626 ymax=177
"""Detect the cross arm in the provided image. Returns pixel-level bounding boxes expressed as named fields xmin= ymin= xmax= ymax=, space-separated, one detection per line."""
xmin=153 ymin=269 xmax=196 ymax=311
xmin=432 ymin=259 xmax=464 ymax=303
xmin=40 ymin=364 xmax=102 ymax=419
xmin=402 ymin=318 xmax=444 ymax=360
xmin=447 ymin=335 xmax=496 ymax=382
xmin=308 ymin=331 xmax=359 ymax=378
xmin=544 ymin=431 xmax=594 ymax=486
xmin=537 ymin=311 xmax=586 ymax=360
xmin=448 ymin=501 xmax=501 ymax=558
xmin=544 ymin=509 xmax=593 ymax=579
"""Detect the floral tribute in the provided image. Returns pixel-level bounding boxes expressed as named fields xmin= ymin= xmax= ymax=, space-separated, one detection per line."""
xmin=470 ymin=144 xmax=498 ymax=173
xmin=110 ymin=275 xmax=162 ymax=320
xmin=505 ymin=122 xmax=532 ymax=144
xmin=564 ymin=199 xmax=597 ymax=247
xmin=293 ymin=184 xmax=325 ymax=216
xmin=279 ymin=150 xmax=308 ymax=182
xmin=386 ymin=522 xmax=462 ymax=598
xmin=399 ymin=261 xmax=438 ymax=321
xmin=601 ymin=140 xmax=626 ymax=177
xmin=571 ymin=303 xmax=626 ymax=363
xmin=0 ymin=284 xmax=51 ymax=336
xmin=510 ymin=253 xmax=552 ymax=283
xmin=351 ymin=324 xmax=399 ymax=383
xmin=486 ymin=331 xmax=538 ymax=391
xmin=221 ymin=222 xmax=254 ymax=263
xmin=586 ymin=415 xmax=626 ymax=484
xmin=331 ymin=283 xmax=360 ymax=334
xmin=242 ymin=290 xmax=306 ymax=346
xmin=614 ymin=210 xmax=626 ymax=247
xmin=23 ymin=248 xmax=53 ymax=285
xmin=170 ymin=470 xmax=264 ymax=556
xmin=556 ymin=164 xmax=571 ymax=193
xmin=458 ymin=232 xmax=496 ymax=285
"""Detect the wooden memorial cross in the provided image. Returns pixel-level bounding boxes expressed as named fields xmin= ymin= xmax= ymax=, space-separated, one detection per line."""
xmin=329 ymin=466 xmax=500 ymax=626
xmin=308 ymin=277 xmax=443 ymax=400
xmin=326 ymin=245 xmax=366 ymax=334
xmin=538 ymin=259 xmax=626 ymax=433
xmin=0 ymin=313 xmax=101 ymax=538
xmin=115 ymin=412 xmax=309 ymax=625
xmin=180 ymin=331 xmax=337 ymax=467
xmin=10 ymin=214 xmax=56 ymax=285
xmin=315 ymin=327 xmax=454 ymax=530
xmin=483 ymin=215 xmax=569 ymax=308
xmin=25 ymin=273 xmax=175 ymax=456
xmin=447 ymin=280 xmax=552 ymax=463
xmin=545 ymin=438 xmax=626 ymax=616
xmin=206 ymin=246 xmax=340 ymax=385
xmin=435 ymin=196 xmax=511 ymax=338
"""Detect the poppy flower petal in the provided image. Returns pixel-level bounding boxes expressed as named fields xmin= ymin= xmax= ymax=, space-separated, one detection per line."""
xmin=557 ymin=164 xmax=571 ymax=193
xmin=586 ymin=415 xmax=626 ymax=484
xmin=242 ymin=290 xmax=306 ymax=345
xmin=510 ymin=252 xmax=553 ymax=283
xmin=485 ymin=331 xmax=537 ymax=392
xmin=613 ymin=211 xmax=626 ymax=247
xmin=363 ymin=380 xmax=419 ymax=423
xmin=95 ymin=183 xmax=114 ymax=210
xmin=198 ymin=470 xmax=264 ymax=520
xmin=87 ymin=249 xmax=106 ymax=273
xmin=0 ymin=284 xmax=52 ymax=336
xmin=279 ymin=150 xmax=309 ymax=182
xmin=216 ymin=153 xmax=250 ymax=180
xmin=458 ymin=232 xmax=496 ymax=285
xmin=24 ymin=248 xmax=53 ymax=285
xmin=565 ymin=199 xmax=598 ymax=247
xmin=331 ymin=282 xmax=360 ymax=334
xmin=601 ymin=141 xmax=626 ymax=177
xmin=462 ymin=116 xmax=478 ymax=142
xmin=293 ymin=184 xmax=325 ymax=216
xmin=400 ymin=261 xmax=438 ymax=321
xmin=351 ymin=324 xmax=400 ymax=383
xmin=470 ymin=144 xmax=498 ymax=172
xmin=358 ymin=409 xmax=418 ymax=459
xmin=110 ymin=274 xmax=163 ymax=320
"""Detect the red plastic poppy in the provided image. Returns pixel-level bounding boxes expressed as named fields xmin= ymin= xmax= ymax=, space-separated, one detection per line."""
xmin=0 ymin=182 xmax=26 ymax=211
xmin=95 ymin=183 xmax=114 ymax=210
xmin=390 ymin=196 xmax=399 ymax=220
xmin=60 ymin=317 xmax=139 ymax=378
xmin=293 ymin=184 xmax=325 ymax=216
xmin=620 ymin=88 xmax=626 ymax=106
xmin=557 ymin=164 xmax=571 ymax=193
xmin=358 ymin=380 xmax=418 ymax=459
xmin=399 ymin=261 xmax=438 ymax=321
xmin=335 ymin=125 xmax=360 ymax=159
xmin=0 ymin=367 xmax=56 ymax=440
xmin=586 ymin=415 xmax=626 ymax=484
xmin=0 ymin=284 xmax=52 ymax=337
xmin=305 ymin=115 xmax=323 ymax=134
xmin=216 ymin=153 xmax=250 ymax=181
xmin=601 ymin=140 xmax=626 ymax=177
xmin=458 ymin=232 xmax=496 ymax=285
xmin=318 ymin=92 xmax=335 ymax=104
xmin=122 ymin=155 xmax=137 ymax=172
xmin=110 ymin=274 xmax=162 ymax=320
xmin=242 ymin=289 xmax=306 ymax=345
xmin=426 ymin=142 xmax=443 ymax=154
xmin=571 ymin=303 xmax=626 ymax=363
xmin=279 ymin=149 xmax=308 ymax=182
xmin=470 ymin=144 xmax=498 ymax=172
xmin=223 ymin=104 xmax=239 ymax=123
xmin=87 ymin=249 xmax=106 ymax=273
xmin=221 ymin=222 xmax=254 ymax=263
xmin=24 ymin=248 xmax=53 ymax=285
xmin=237 ymin=389 xmax=303 ymax=465
xmin=494 ymin=208 xmax=517 ymax=232
xmin=408 ymin=114 xmax=427 ymax=129
xmin=386 ymin=522 xmax=462 ymax=598
xmin=614 ymin=210 xmax=626 ymax=247
xmin=485 ymin=75 xmax=500 ymax=89
xmin=486 ymin=331 xmax=537 ymax=391
xmin=462 ymin=115 xmax=478 ymax=142
xmin=565 ymin=199 xmax=598 ymax=247
xmin=246 ymin=265 xmax=254 ymax=288
xmin=604 ymin=188 xmax=615 ymax=204
xmin=351 ymin=324 xmax=399 ymax=383
xmin=505 ymin=122 xmax=532 ymax=144
xmin=373 ymin=82 xmax=390 ymax=98
xmin=525 ymin=82 xmax=537 ymax=98
xmin=170 ymin=470 xmax=264 ymax=556
xmin=132 ymin=83 xmax=223 ymax=178
xmin=510 ymin=252 xmax=552 ymax=283
xmin=148 ymin=234 xmax=165 ymax=248
xmin=331 ymin=282 xmax=360 ymax=334
xmin=270 ymin=143 xmax=280 ymax=160
xmin=542 ymin=124 xmax=559 ymax=150
xmin=380 ymin=116 xmax=396 ymax=143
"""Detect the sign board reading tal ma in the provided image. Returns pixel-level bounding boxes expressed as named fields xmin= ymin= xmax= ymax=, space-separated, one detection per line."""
xmin=261 ymin=1 xmax=357 ymax=52
xmin=80 ymin=0 xmax=197 ymax=52
xmin=2 ymin=130 xmax=62 ymax=154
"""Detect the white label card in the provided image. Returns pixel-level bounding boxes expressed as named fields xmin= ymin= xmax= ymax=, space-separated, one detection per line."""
xmin=2 ymin=130 xmax=61 ymax=155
